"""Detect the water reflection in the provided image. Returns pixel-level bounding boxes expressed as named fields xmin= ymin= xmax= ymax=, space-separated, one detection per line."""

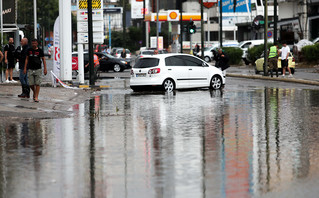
xmin=0 ymin=86 xmax=318 ymax=197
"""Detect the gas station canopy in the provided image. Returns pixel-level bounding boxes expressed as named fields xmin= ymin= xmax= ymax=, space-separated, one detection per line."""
xmin=145 ymin=10 xmax=207 ymax=22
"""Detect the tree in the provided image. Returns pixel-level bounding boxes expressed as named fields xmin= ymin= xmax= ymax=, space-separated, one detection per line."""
xmin=17 ymin=0 xmax=59 ymax=40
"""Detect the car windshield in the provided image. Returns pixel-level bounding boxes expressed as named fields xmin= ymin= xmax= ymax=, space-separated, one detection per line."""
xmin=134 ymin=58 xmax=159 ymax=68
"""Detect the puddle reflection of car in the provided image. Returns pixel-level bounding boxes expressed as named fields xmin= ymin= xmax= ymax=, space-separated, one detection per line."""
xmin=255 ymin=52 xmax=295 ymax=74
xmin=95 ymin=52 xmax=131 ymax=72
xmin=130 ymin=54 xmax=225 ymax=92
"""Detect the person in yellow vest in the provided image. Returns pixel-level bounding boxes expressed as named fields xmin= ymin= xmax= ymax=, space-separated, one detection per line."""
xmin=268 ymin=43 xmax=279 ymax=77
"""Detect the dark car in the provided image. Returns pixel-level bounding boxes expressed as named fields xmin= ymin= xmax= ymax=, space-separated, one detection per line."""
xmin=95 ymin=52 xmax=131 ymax=72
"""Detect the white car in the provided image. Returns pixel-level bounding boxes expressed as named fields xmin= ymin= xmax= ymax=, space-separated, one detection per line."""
xmin=130 ymin=54 xmax=225 ymax=92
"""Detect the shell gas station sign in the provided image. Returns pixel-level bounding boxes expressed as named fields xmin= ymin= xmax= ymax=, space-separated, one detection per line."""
xmin=167 ymin=10 xmax=180 ymax=21
xmin=145 ymin=11 xmax=207 ymax=22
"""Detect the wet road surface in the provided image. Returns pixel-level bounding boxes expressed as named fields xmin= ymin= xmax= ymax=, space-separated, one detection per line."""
xmin=1 ymin=78 xmax=319 ymax=198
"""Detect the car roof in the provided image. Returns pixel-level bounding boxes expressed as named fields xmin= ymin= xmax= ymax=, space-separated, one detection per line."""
xmin=138 ymin=53 xmax=198 ymax=59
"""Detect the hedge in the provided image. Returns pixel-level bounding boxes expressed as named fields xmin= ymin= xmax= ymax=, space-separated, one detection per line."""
xmin=301 ymin=44 xmax=319 ymax=62
xmin=223 ymin=47 xmax=243 ymax=65
xmin=247 ymin=43 xmax=274 ymax=65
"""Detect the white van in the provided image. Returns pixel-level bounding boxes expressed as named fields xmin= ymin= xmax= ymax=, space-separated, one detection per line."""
xmin=238 ymin=39 xmax=273 ymax=65
xmin=197 ymin=41 xmax=239 ymax=62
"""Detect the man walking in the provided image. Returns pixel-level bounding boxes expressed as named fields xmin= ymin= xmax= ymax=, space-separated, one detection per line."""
xmin=4 ymin=37 xmax=17 ymax=83
xmin=15 ymin=38 xmax=30 ymax=98
xmin=214 ymin=48 xmax=230 ymax=77
xmin=23 ymin=39 xmax=47 ymax=103
xmin=268 ymin=42 xmax=279 ymax=77
xmin=281 ymin=41 xmax=293 ymax=77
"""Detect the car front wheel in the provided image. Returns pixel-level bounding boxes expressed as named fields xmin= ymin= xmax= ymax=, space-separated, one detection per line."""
xmin=113 ymin=64 xmax=121 ymax=72
xmin=204 ymin=56 xmax=211 ymax=62
xmin=210 ymin=75 xmax=222 ymax=90
xmin=163 ymin=79 xmax=175 ymax=92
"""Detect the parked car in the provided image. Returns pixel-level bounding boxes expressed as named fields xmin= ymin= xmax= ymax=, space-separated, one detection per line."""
xmin=255 ymin=52 xmax=296 ymax=74
xmin=238 ymin=39 xmax=272 ymax=65
xmin=130 ymin=54 xmax=225 ymax=92
xmin=72 ymin=51 xmax=100 ymax=79
xmin=197 ymin=41 xmax=239 ymax=62
xmin=111 ymin=47 xmax=123 ymax=56
xmin=95 ymin=52 xmax=131 ymax=72
xmin=94 ymin=44 xmax=109 ymax=52
xmin=114 ymin=48 xmax=131 ymax=59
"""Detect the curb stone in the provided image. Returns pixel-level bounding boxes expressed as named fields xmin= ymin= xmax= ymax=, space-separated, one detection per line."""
xmin=227 ymin=73 xmax=319 ymax=86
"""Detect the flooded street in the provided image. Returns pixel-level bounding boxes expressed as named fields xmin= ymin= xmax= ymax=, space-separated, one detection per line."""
xmin=1 ymin=78 xmax=319 ymax=198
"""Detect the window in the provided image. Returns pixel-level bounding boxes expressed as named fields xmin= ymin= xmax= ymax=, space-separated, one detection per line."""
xmin=242 ymin=42 xmax=252 ymax=49
xmin=165 ymin=56 xmax=186 ymax=66
xmin=183 ymin=56 xmax=203 ymax=66
xmin=134 ymin=58 xmax=159 ymax=68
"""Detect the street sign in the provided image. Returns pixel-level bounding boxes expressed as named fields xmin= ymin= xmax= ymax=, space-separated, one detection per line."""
xmin=77 ymin=21 xmax=104 ymax=32
xmin=199 ymin=0 xmax=218 ymax=9
xmin=78 ymin=0 xmax=101 ymax=10
xmin=78 ymin=32 xmax=104 ymax=44
xmin=77 ymin=10 xmax=103 ymax=21
xmin=267 ymin=31 xmax=273 ymax=38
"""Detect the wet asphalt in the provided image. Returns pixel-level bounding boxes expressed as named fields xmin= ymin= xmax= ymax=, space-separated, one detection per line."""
xmin=0 ymin=77 xmax=319 ymax=198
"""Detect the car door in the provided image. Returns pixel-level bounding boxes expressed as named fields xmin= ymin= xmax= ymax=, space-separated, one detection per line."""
xmin=182 ymin=55 xmax=209 ymax=87
xmin=165 ymin=56 xmax=190 ymax=88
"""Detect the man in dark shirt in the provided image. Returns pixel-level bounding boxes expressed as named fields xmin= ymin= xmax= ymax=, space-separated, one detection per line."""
xmin=121 ymin=49 xmax=126 ymax=59
xmin=24 ymin=39 xmax=47 ymax=103
xmin=4 ymin=37 xmax=16 ymax=83
xmin=15 ymin=38 xmax=30 ymax=98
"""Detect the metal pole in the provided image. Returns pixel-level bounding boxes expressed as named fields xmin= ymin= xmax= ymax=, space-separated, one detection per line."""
xmin=109 ymin=15 xmax=111 ymax=49
xmin=34 ymin=0 xmax=37 ymax=38
xmin=180 ymin=8 xmax=183 ymax=53
xmin=123 ymin=0 xmax=126 ymax=47
xmin=0 ymin=0 xmax=3 ymax=83
xmin=78 ymin=44 xmax=85 ymax=84
xmin=219 ymin=0 xmax=223 ymax=48
xmin=146 ymin=21 xmax=149 ymax=48
xmin=263 ymin=0 xmax=268 ymax=76
xmin=88 ymin=0 xmax=95 ymax=85
xmin=201 ymin=0 xmax=204 ymax=60
xmin=156 ymin=0 xmax=159 ymax=50
xmin=143 ymin=0 xmax=146 ymax=46
xmin=274 ymin=0 xmax=277 ymax=43
xmin=207 ymin=8 xmax=210 ymax=44
xmin=0 ymin=0 xmax=3 ymax=47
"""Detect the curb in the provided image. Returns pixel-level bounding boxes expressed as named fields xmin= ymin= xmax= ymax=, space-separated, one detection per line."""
xmin=227 ymin=73 xmax=319 ymax=86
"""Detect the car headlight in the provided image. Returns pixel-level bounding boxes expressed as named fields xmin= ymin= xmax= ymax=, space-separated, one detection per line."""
xmin=121 ymin=61 xmax=126 ymax=64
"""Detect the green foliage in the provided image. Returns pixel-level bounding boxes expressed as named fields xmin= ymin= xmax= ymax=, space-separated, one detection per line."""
xmin=17 ymin=0 xmax=59 ymax=39
xmin=301 ymin=44 xmax=319 ymax=62
xmin=247 ymin=43 xmax=273 ymax=64
xmin=223 ymin=47 xmax=243 ymax=65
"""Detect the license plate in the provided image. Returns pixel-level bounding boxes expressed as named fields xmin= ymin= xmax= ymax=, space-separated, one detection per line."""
xmin=136 ymin=73 xmax=146 ymax=77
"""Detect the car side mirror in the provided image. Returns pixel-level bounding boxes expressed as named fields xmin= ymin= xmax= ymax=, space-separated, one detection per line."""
xmin=202 ymin=62 xmax=208 ymax=67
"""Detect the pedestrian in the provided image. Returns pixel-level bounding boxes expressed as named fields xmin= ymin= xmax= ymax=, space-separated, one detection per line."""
xmin=23 ymin=39 xmax=47 ymax=103
xmin=15 ymin=38 xmax=30 ymax=98
xmin=268 ymin=42 xmax=279 ymax=77
xmin=4 ymin=37 xmax=17 ymax=83
xmin=154 ymin=49 xmax=158 ymax=55
xmin=195 ymin=43 xmax=200 ymax=55
xmin=121 ymin=48 xmax=126 ymax=59
xmin=214 ymin=48 xmax=230 ymax=77
xmin=280 ymin=41 xmax=293 ymax=77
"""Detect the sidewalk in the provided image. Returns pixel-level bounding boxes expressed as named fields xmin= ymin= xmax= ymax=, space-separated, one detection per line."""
xmin=226 ymin=65 xmax=319 ymax=86
xmin=0 ymin=85 xmax=90 ymax=119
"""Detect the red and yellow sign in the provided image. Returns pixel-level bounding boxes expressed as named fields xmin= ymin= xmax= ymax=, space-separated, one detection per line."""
xmin=167 ymin=10 xmax=180 ymax=21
